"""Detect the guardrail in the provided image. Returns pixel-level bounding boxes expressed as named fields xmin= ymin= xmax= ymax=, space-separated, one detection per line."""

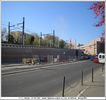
xmin=2 ymin=43 xmax=57 ymax=48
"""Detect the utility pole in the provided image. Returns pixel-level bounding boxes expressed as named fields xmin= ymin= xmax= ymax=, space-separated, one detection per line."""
xmin=7 ymin=17 xmax=25 ymax=44
xmin=39 ymin=32 xmax=42 ymax=47
xmin=58 ymin=38 xmax=59 ymax=48
xmin=94 ymin=41 xmax=95 ymax=55
xmin=8 ymin=22 xmax=10 ymax=42
xmin=17 ymin=17 xmax=25 ymax=45
xmin=53 ymin=30 xmax=55 ymax=48
xmin=75 ymin=39 xmax=77 ymax=49
xmin=22 ymin=17 xmax=25 ymax=46
xmin=8 ymin=22 xmax=15 ymax=43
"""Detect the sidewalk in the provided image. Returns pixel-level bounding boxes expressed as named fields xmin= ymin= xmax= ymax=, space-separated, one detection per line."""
xmin=56 ymin=66 xmax=105 ymax=97
xmin=1 ymin=58 xmax=79 ymax=68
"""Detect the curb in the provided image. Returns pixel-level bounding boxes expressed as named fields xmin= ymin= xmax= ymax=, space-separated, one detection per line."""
xmin=55 ymin=66 xmax=105 ymax=97
xmin=2 ymin=60 xmax=88 ymax=76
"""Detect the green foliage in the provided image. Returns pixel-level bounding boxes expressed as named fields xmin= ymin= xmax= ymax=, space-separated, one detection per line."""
xmin=30 ymin=36 xmax=35 ymax=44
xmin=54 ymin=37 xmax=59 ymax=48
xmin=43 ymin=35 xmax=60 ymax=47
xmin=65 ymin=42 xmax=75 ymax=49
xmin=33 ymin=37 xmax=39 ymax=46
xmin=11 ymin=31 xmax=22 ymax=44
xmin=8 ymin=34 xmax=15 ymax=43
xmin=25 ymin=35 xmax=32 ymax=45
xmin=59 ymin=39 xmax=66 ymax=48
xmin=5 ymin=30 xmax=68 ymax=48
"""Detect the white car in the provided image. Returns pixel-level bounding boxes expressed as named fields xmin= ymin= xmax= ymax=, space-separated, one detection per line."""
xmin=98 ymin=53 xmax=105 ymax=64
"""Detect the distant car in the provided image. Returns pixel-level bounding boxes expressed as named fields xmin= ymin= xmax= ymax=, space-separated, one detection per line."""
xmin=90 ymin=55 xmax=99 ymax=63
xmin=92 ymin=57 xmax=99 ymax=63
xmin=90 ymin=56 xmax=96 ymax=61
xmin=80 ymin=55 xmax=90 ymax=60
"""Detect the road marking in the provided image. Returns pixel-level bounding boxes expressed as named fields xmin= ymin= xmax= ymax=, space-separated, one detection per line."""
xmin=2 ymin=60 xmax=87 ymax=70
xmin=2 ymin=67 xmax=40 ymax=76
xmin=2 ymin=60 xmax=88 ymax=76
xmin=36 ymin=60 xmax=87 ymax=69
xmin=77 ymin=86 xmax=89 ymax=97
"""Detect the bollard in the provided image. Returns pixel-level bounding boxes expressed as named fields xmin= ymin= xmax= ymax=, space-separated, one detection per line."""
xmin=92 ymin=67 xmax=94 ymax=82
xmin=81 ymin=71 xmax=83 ymax=86
xmin=62 ymin=76 xmax=65 ymax=97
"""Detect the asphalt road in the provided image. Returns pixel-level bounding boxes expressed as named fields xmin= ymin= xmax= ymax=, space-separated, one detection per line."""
xmin=2 ymin=60 xmax=102 ymax=97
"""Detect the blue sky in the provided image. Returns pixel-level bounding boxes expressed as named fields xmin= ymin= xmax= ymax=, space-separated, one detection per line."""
xmin=1 ymin=1 xmax=104 ymax=44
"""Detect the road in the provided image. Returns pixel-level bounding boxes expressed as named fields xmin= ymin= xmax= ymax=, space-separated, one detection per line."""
xmin=2 ymin=60 xmax=102 ymax=97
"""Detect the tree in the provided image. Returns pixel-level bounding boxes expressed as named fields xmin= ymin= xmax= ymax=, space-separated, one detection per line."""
xmin=11 ymin=31 xmax=22 ymax=44
xmin=77 ymin=43 xmax=84 ymax=47
xmin=65 ymin=40 xmax=75 ymax=49
xmin=59 ymin=39 xmax=66 ymax=48
xmin=54 ymin=37 xmax=59 ymax=48
xmin=25 ymin=35 xmax=35 ymax=45
xmin=30 ymin=36 xmax=35 ymax=44
xmin=44 ymin=34 xmax=53 ymax=47
xmin=25 ymin=35 xmax=32 ymax=45
xmin=32 ymin=33 xmax=40 ymax=46
xmin=8 ymin=34 xmax=15 ymax=43
xmin=44 ymin=34 xmax=60 ymax=47
xmin=90 ymin=2 xmax=105 ymax=54
xmin=33 ymin=36 xmax=39 ymax=46
xmin=90 ymin=2 xmax=105 ymax=27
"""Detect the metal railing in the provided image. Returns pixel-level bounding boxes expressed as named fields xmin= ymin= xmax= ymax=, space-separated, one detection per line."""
xmin=2 ymin=43 xmax=57 ymax=48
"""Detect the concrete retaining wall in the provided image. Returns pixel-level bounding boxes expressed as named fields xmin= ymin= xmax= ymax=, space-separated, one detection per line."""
xmin=2 ymin=47 xmax=83 ymax=64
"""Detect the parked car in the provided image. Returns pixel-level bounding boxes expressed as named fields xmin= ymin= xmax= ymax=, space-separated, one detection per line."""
xmin=91 ymin=56 xmax=99 ymax=63
xmin=80 ymin=55 xmax=90 ymax=60
xmin=90 ymin=56 xmax=96 ymax=61
xmin=92 ymin=57 xmax=99 ymax=63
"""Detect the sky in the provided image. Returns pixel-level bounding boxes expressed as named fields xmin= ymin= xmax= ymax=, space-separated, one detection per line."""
xmin=1 ymin=1 xmax=104 ymax=45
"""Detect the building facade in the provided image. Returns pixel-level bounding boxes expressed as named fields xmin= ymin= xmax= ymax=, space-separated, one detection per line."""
xmin=80 ymin=37 xmax=105 ymax=55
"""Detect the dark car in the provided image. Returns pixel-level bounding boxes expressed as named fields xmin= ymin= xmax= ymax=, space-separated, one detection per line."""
xmin=90 ymin=56 xmax=95 ymax=61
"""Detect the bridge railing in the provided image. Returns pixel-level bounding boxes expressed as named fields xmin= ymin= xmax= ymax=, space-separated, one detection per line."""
xmin=2 ymin=43 xmax=56 ymax=48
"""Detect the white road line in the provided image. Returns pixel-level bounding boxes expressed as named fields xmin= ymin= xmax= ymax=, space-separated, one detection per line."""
xmin=38 ymin=60 xmax=87 ymax=69
xmin=2 ymin=60 xmax=88 ymax=76
xmin=2 ymin=60 xmax=87 ymax=70
xmin=2 ymin=67 xmax=40 ymax=76
xmin=77 ymin=86 xmax=89 ymax=97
